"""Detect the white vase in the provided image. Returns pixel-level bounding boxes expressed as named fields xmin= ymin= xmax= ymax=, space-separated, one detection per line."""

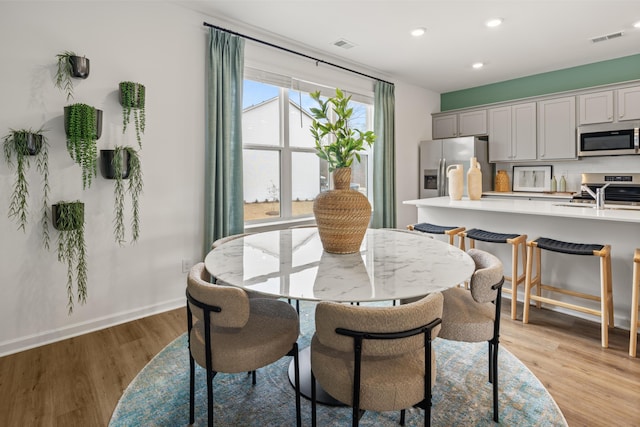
xmin=467 ymin=157 xmax=482 ymax=200
xmin=447 ymin=164 xmax=463 ymax=201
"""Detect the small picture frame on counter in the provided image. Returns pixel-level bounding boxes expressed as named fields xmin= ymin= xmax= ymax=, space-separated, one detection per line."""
xmin=512 ymin=165 xmax=552 ymax=192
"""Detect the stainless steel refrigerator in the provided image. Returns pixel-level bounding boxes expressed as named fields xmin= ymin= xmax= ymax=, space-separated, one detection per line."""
xmin=419 ymin=136 xmax=493 ymax=198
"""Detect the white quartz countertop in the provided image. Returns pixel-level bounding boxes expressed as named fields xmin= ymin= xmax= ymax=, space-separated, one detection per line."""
xmin=482 ymin=191 xmax=574 ymax=199
xmin=404 ymin=196 xmax=640 ymax=223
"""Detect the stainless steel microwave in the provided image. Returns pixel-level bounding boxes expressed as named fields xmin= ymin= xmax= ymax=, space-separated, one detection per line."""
xmin=578 ymin=122 xmax=640 ymax=157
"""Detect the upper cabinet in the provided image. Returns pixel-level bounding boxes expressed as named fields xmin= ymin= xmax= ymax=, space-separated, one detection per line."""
xmin=579 ymin=91 xmax=613 ymax=125
xmin=537 ymin=96 xmax=576 ymax=160
xmin=617 ymin=86 xmax=640 ymax=121
xmin=578 ymin=85 xmax=640 ymax=125
xmin=488 ymin=103 xmax=536 ymax=162
xmin=433 ymin=109 xmax=487 ymax=139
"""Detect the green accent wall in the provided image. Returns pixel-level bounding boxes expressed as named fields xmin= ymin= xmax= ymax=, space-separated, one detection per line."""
xmin=441 ymin=54 xmax=640 ymax=111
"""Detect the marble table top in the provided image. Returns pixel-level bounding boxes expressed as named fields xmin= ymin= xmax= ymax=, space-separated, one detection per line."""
xmin=204 ymin=228 xmax=475 ymax=302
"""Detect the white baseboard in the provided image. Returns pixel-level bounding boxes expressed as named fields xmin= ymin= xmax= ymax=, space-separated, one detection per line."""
xmin=0 ymin=298 xmax=185 ymax=357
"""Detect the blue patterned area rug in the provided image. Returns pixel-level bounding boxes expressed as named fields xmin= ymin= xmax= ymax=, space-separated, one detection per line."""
xmin=109 ymin=302 xmax=567 ymax=426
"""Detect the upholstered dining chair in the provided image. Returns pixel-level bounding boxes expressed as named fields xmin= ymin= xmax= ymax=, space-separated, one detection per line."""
xmin=310 ymin=293 xmax=444 ymax=427
xmin=186 ymin=262 xmax=302 ymax=427
xmin=438 ymin=248 xmax=505 ymax=423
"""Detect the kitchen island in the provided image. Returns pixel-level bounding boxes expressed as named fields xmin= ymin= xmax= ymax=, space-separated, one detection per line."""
xmin=404 ymin=196 xmax=640 ymax=332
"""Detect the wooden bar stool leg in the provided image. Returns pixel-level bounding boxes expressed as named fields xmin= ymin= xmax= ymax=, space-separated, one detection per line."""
xmin=510 ymin=239 xmax=519 ymax=320
xmin=630 ymin=250 xmax=640 ymax=357
xmin=523 ymin=242 xmax=535 ymax=324
xmin=599 ymin=252 xmax=609 ymax=348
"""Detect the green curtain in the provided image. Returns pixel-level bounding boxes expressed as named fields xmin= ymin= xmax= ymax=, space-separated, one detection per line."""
xmin=371 ymin=81 xmax=396 ymax=228
xmin=204 ymin=28 xmax=245 ymax=257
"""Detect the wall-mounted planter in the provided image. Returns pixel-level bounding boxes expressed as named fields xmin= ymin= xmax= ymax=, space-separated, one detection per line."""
xmin=52 ymin=200 xmax=88 ymax=314
xmin=64 ymin=103 xmax=102 ymax=189
xmin=100 ymin=149 xmax=130 ymax=179
xmin=2 ymin=128 xmax=50 ymax=240
xmin=69 ymin=55 xmax=90 ymax=79
xmin=52 ymin=201 xmax=84 ymax=231
xmin=119 ymin=81 xmax=146 ymax=148
xmin=64 ymin=105 xmax=103 ymax=139
xmin=55 ymin=51 xmax=90 ymax=100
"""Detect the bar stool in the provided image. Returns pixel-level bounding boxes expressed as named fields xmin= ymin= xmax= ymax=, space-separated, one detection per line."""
xmin=523 ymin=237 xmax=614 ymax=348
xmin=630 ymin=248 xmax=640 ymax=357
xmin=459 ymin=228 xmax=527 ymax=320
xmin=407 ymin=223 xmax=465 ymax=246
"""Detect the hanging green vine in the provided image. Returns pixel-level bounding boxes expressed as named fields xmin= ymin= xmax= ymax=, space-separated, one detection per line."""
xmin=119 ymin=81 xmax=146 ymax=148
xmin=65 ymin=103 xmax=98 ymax=189
xmin=54 ymin=201 xmax=87 ymax=314
xmin=55 ymin=51 xmax=77 ymax=101
xmin=111 ymin=146 xmax=143 ymax=244
xmin=2 ymin=128 xmax=51 ymax=248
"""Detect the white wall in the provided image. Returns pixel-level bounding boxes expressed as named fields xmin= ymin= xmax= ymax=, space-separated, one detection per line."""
xmin=394 ymin=83 xmax=440 ymax=228
xmin=0 ymin=1 xmax=429 ymax=355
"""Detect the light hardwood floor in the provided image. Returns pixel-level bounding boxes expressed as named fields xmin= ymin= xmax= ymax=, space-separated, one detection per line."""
xmin=0 ymin=301 xmax=638 ymax=426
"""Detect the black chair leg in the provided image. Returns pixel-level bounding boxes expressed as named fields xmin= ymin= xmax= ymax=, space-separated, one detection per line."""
xmin=311 ymin=372 xmax=317 ymax=427
xmin=189 ymin=355 xmax=195 ymax=425
xmin=399 ymin=409 xmax=405 ymax=425
xmin=292 ymin=344 xmax=302 ymax=427
xmin=252 ymin=370 xmax=257 ymax=385
xmin=492 ymin=341 xmax=499 ymax=422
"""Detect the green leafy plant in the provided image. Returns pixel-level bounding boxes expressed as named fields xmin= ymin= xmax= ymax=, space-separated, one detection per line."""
xmin=119 ymin=81 xmax=146 ymax=148
xmin=55 ymin=51 xmax=89 ymax=101
xmin=110 ymin=146 xmax=143 ymax=245
xmin=2 ymin=128 xmax=51 ymax=248
xmin=309 ymin=88 xmax=376 ymax=172
xmin=65 ymin=103 xmax=99 ymax=189
xmin=53 ymin=201 xmax=87 ymax=314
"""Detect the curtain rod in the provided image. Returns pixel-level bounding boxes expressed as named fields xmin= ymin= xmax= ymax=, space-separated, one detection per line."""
xmin=203 ymin=21 xmax=393 ymax=86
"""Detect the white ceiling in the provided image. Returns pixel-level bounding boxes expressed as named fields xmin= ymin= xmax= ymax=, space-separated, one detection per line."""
xmin=181 ymin=0 xmax=640 ymax=93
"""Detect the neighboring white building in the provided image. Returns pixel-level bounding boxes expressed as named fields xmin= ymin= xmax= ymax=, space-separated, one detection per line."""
xmin=242 ymin=97 xmax=320 ymax=203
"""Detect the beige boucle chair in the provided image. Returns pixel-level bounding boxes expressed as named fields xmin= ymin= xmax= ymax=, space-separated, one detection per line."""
xmin=310 ymin=292 xmax=444 ymax=427
xmin=438 ymin=248 xmax=505 ymax=423
xmin=186 ymin=262 xmax=301 ymax=427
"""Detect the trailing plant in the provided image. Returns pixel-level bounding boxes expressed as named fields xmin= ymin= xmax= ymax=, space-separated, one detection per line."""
xmin=309 ymin=88 xmax=376 ymax=173
xmin=53 ymin=201 xmax=87 ymax=314
xmin=65 ymin=103 xmax=99 ymax=189
xmin=119 ymin=81 xmax=146 ymax=148
xmin=2 ymin=128 xmax=51 ymax=248
xmin=55 ymin=51 xmax=89 ymax=101
xmin=111 ymin=146 xmax=143 ymax=244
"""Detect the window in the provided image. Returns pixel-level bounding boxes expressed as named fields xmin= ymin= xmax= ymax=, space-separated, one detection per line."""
xmin=242 ymin=72 xmax=374 ymax=224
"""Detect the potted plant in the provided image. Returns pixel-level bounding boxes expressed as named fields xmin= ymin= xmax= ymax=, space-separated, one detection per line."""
xmin=64 ymin=103 xmax=102 ymax=189
xmin=2 ymin=128 xmax=51 ymax=248
xmin=52 ymin=201 xmax=87 ymax=314
xmin=55 ymin=51 xmax=90 ymax=100
xmin=100 ymin=146 xmax=143 ymax=244
xmin=119 ymin=81 xmax=146 ymax=148
xmin=309 ymin=88 xmax=376 ymax=254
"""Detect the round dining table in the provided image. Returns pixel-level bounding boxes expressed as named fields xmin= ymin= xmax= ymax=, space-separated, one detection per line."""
xmin=204 ymin=227 xmax=476 ymax=405
xmin=204 ymin=227 xmax=475 ymax=303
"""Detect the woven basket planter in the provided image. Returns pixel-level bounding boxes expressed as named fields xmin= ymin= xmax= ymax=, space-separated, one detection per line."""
xmin=313 ymin=167 xmax=371 ymax=254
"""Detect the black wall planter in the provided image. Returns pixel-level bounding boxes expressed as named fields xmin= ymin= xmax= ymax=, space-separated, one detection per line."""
xmin=69 ymin=56 xmax=90 ymax=79
xmin=100 ymin=149 xmax=130 ymax=179
xmin=24 ymin=133 xmax=43 ymax=155
xmin=52 ymin=202 xmax=85 ymax=231
xmin=64 ymin=106 xmax=103 ymax=140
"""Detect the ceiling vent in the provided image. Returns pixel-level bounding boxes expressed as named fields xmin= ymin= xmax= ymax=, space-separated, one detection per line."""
xmin=333 ymin=38 xmax=356 ymax=50
xmin=591 ymin=31 xmax=624 ymax=43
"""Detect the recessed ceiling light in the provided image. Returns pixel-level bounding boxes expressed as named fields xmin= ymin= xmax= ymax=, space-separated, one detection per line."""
xmin=486 ymin=18 xmax=503 ymax=28
xmin=472 ymin=62 xmax=484 ymax=69
xmin=411 ymin=27 xmax=426 ymax=37
xmin=634 ymin=21 xmax=640 ymax=28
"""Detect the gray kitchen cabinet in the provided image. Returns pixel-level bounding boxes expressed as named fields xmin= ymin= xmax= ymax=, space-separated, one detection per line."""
xmin=433 ymin=109 xmax=486 ymax=139
xmin=617 ymin=85 xmax=640 ymax=121
xmin=537 ymin=96 xmax=576 ymax=160
xmin=578 ymin=91 xmax=613 ymax=125
xmin=488 ymin=103 xmax=536 ymax=162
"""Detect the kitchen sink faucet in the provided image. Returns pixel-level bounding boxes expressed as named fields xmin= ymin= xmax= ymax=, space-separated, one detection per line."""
xmin=581 ymin=183 xmax=611 ymax=210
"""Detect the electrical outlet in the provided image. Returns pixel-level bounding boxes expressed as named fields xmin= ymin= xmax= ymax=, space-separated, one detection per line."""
xmin=182 ymin=259 xmax=193 ymax=273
